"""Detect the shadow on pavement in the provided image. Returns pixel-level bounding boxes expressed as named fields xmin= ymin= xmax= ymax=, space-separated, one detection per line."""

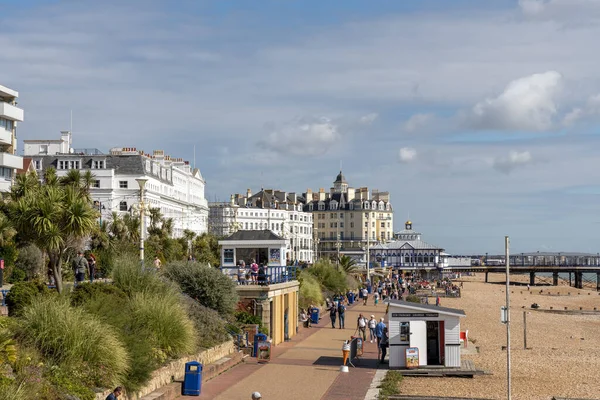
xmin=313 ymin=356 xmax=381 ymax=369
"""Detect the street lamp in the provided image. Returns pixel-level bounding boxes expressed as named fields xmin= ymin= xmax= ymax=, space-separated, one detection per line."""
xmin=335 ymin=233 xmax=342 ymax=269
xmin=136 ymin=178 xmax=148 ymax=271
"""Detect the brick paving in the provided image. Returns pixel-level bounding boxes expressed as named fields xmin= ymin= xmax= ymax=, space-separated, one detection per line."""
xmin=177 ymin=298 xmax=388 ymax=400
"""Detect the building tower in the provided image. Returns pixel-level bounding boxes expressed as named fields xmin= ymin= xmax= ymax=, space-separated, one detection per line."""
xmin=333 ymin=170 xmax=348 ymax=193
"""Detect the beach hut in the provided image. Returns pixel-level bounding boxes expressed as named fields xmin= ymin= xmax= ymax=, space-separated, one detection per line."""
xmin=386 ymin=300 xmax=466 ymax=368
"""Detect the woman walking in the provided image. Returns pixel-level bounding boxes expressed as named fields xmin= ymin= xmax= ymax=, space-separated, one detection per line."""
xmin=368 ymin=315 xmax=377 ymax=343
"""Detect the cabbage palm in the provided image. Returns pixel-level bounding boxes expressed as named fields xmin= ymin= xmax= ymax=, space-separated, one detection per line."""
xmin=8 ymin=170 xmax=99 ymax=293
xmin=338 ymin=255 xmax=358 ymax=274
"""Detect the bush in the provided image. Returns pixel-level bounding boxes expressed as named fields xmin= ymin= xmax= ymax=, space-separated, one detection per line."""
xmin=70 ymin=282 xmax=126 ymax=307
xmin=15 ymin=245 xmax=43 ymax=280
xmin=405 ymin=294 xmax=420 ymax=303
xmin=111 ymin=255 xmax=178 ymax=298
xmin=15 ymin=297 xmax=129 ymax=389
xmin=5 ymin=280 xmax=52 ymax=317
xmin=6 ymin=268 xmax=26 ymax=284
xmin=378 ymin=370 xmax=403 ymax=400
xmin=298 ymin=272 xmax=323 ymax=309
xmin=234 ymin=311 xmax=268 ymax=335
xmin=182 ymin=297 xmax=230 ymax=349
xmin=304 ymin=259 xmax=348 ymax=293
xmin=162 ymin=261 xmax=238 ymax=315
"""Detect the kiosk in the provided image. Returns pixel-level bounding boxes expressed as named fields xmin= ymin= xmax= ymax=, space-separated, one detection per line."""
xmin=386 ymin=300 xmax=465 ymax=368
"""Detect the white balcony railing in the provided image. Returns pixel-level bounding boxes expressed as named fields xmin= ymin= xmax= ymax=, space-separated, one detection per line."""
xmin=0 ymin=102 xmax=24 ymax=122
xmin=0 ymin=153 xmax=23 ymax=169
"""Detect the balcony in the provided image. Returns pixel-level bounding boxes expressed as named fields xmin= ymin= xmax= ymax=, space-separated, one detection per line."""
xmin=0 ymin=178 xmax=10 ymax=192
xmin=0 ymin=102 xmax=24 ymax=122
xmin=0 ymin=128 xmax=11 ymax=146
xmin=0 ymin=153 xmax=23 ymax=169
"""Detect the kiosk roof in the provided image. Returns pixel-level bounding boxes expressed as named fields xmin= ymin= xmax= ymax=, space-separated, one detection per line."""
xmin=387 ymin=299 xmax=466 ymax=317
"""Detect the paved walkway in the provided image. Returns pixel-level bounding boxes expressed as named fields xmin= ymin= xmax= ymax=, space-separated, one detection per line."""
xmin=182 ymin=298 xmax=388 ymax=400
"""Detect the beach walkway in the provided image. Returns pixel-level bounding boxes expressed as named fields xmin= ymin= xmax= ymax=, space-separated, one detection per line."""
xmin=180 ymin=299 xmax=387 ymax=400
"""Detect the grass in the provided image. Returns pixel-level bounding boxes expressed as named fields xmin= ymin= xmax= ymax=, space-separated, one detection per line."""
xmin=15 ymin=297 xmax=129 ymax=388
xmin=378 ymin=370 xmax=403 ymax=400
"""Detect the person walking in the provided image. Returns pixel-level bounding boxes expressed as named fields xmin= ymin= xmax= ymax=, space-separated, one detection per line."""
xmin=356 ymin=313 xmax=367 ymax=341
xmin=328 ymin=302 xmax=337 ymax=328
xmin=337 ymin=301 xmax=346 ymax=329
xmin=250 ymin=260 xmax=259 ymax=283
xmin=87 ymin=252 xmax=96 ymax=283
xmin=375 ymin=318 xmax=386 ymax=357
xmin=153 ymin=256 xmax=162 ymax=271
xmin=105 ymin=386 xmax=123 ymax=400
xmin=374 ymin=291 xmax=379 ymax=307
xmin=379 ymin=327 xmax=389 ymax=364
xmin=368 ymin=315 xmax=377 ymax=343
xmin=72 ymin=251 xmax=88 ymax=286
xmin=238 ymin=260 xmax=247 ymax=285
xmin=362 ymin=287 xmax=368 ymax=306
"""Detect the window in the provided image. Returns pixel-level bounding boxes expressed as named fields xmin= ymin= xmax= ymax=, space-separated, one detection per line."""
xmin=224 ymin=249 xmax=234 ymax=263
xmin=39 ymin=145 xmax=48 ymax=154
xmin=350 ymin=213 xmax=353 ymax=218
xmin=0 ymin=118 xmax=14 ymax=131
xmin=364 ymin=222 xmax=368 ymax=228
xmin=93 ymin=160 xmax=105 ymax=169
xmin=350 ymin=222 xmax=354 ymax=228
xmin=92 ymin=180 xmax=100 ymax=188
xmin=119 ymin=201 xmax=128 ymax=211
xmin=340 ymin=222 xmax=344 ymax=228
xmin=339 ymin=213 xmax=343 ymax=218
xmin=364 ymin=213 xmax=368 ymax=218
xmin=350 ymin=232 xmax=354 ymax=239
xmin=381 ymin=222 xmax=385 ymax=228
xmin=33 ymin=160 xmax=41 ymax=170
xmin=119 ymin=181 xmax=128 ymax=189
xmin=330 ymin=223 xmax=334 ymax=228
xmin=58 ymin=161 xmax=67 ymax=170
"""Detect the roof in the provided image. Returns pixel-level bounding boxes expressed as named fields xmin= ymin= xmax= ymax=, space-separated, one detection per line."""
xmin=221 ymin=230 xmax=285 ymax=241
xmin=16 ymin=158 xmax=34 ymax=175
xmin=375 ymin=239 xmax=443 ymax=251
xmin=334 ymin=171 xmax=347 ymax=184
xmin=387 ymin=299 xmax=466 ymax=317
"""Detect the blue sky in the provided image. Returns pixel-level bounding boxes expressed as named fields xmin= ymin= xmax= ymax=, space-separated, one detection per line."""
xmin=2 ymin=0 xmax=600 ymax=254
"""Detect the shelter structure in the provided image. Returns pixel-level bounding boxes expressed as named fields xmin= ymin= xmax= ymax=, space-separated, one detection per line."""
xmin=219 ymin=230 xmax=299 ymax=346
xmin=386 ymin=300 xmax=465 ymax=368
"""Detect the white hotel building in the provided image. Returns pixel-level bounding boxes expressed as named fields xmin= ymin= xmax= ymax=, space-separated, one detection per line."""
xmin=23 ymin=132 xmax=209 ymax=237
xmin=209 ymin=188 xmax=314 ymax=263
xmin=0 ymin=84 xmax=24 ymax=191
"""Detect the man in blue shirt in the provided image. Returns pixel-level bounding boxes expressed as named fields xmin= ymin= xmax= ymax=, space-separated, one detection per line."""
xmin=375 ymin=318 xmax=386 ymax=356
xmin=106 ymin=387 xmax=122 ymax=400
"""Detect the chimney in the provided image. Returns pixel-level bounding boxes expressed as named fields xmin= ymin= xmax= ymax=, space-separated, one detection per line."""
xmin=246 ymin=188 xmax=252 ymax=198
xmin=60 ymin=131 xmax=72 ymax=154
xmin=319 ymin=188 xmax=326 ymax=201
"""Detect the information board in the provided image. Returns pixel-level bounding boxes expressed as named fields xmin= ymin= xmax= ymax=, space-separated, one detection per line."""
xmin=406 ymin=347 xmax=419 ymax=368
xmin=257 ymin=340 xmax=271 ymax=363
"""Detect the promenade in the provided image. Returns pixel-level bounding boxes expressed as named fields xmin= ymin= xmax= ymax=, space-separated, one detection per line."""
xmin=185 ymin=299 xmax=387 ymax=400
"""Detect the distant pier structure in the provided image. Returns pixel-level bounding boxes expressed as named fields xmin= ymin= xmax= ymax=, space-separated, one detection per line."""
xmin=446 ymin=251 xmax=600 ymax=291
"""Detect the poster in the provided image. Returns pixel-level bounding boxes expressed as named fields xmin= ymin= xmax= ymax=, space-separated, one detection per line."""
xmin=351 ymin=336 xmax=363 ymax=356
xmin=257 ymin=340 xmax=271 ymax=363
xmin=269 ymin=248 xmax=280 ymax=264
xmin=406 ymin=347 xmax=419 ymax=368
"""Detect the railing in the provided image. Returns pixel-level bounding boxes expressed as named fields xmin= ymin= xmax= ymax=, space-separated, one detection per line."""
xmin=220 ymin=265 xmax=298 ymax=285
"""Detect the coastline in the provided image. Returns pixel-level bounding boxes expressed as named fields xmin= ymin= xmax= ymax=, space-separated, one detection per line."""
xmin=399 ymin=274 xmax=600 ymax=399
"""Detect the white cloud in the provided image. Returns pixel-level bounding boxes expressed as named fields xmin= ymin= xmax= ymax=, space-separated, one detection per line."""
xmin=562 ymin=93 xmax=600 ymax=125
xmin=259 ymin=117 xmax=340 ymax=156
xmin=403 ymin=113 xmax=435 ymax=133
xmin=493 ymin=150 xmax=533 ymax=174
xmin=519 ymin=0 xmax=600 ymax=20
xmin=359 ymin=113 xmax=378 ymax=124
xmin=399 ymin=147 xmax=417 ymax=163
xmin=466 ymin=71 xmax=562 ymax=131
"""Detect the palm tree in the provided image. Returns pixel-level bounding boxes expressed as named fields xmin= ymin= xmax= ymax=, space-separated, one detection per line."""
xmin=0 ymin=212 xmax=16 ymax=247
xmin=338 ymin=255 xmax=358 ymax=274
xmin=9 ymin=177 xmax=99 ymax=293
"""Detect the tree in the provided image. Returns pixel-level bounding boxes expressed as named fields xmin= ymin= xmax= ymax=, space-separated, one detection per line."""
xmin=8 ymin=170 xmax=99 ymax=293
xmin=338 ymin=255 xmax=358 ymax=274
xmin=192 ymin=233 xmax=220 ymax=266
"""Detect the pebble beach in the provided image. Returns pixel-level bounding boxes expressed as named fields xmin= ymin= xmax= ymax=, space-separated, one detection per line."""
xmin=399 ymin=273 xmax=600 ymax=399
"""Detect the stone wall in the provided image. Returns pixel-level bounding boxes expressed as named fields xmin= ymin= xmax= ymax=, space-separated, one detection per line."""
xmin=95 ymin=340 xmax=235 ymax=400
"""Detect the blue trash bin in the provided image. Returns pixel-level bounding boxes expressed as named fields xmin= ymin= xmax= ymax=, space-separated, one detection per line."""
xmin=367 ymin=285 xmax=372 ymax=294
xmin=310 ymin=307 xmax=320 ymax=325
xmin=348 ymin=292 xmax=355 ymax=304
xmin=253 ymin=333 xmax=267 ymax=357
xmin=182 ymin=361 xmax=202 ymax=396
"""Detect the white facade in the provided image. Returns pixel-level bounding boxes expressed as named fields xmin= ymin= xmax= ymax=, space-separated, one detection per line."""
xmin=387 ymin=300 xmax=465 ymax=368
xmin=25 ymin=141 xmax=209 ymax=238
xmin=209 ymin=189 xmax=314 ymax=263
xmin=0 ymin=84 xmax=24 ymax=191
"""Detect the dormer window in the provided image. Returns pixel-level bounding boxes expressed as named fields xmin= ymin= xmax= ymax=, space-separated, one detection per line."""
xmin=92 ymin=160 xmax=105 ymax=169
xmin=364 ymin=202 xmax=370 ymax=209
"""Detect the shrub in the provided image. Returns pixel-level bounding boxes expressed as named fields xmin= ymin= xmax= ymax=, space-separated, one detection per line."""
xmin=111 ymin=254 xmax=178 ymax=298
xmin=15 ymin=245 xmax=43 ymax=280
xmin=70 ymin=282 xmax=126 ymax=307
xmin=304 ymin=259 xmax=347 ymax=293
xmin=378 ymin=370 xmax=403 ymax=400
xmin=234 ymin=311 xmax=268 ymax=335
xmin=15 ymin=297 xmax=129 ymax=388
xmin=6 ymin=268 xmax=26 ymax=284
xmin=182 ymin=297 xmax=230 ymax=349
xmin=5 ymin=281 xmax=52 ymax=317
xmin=298 ymin=272 xmax=323 ymax=309
xmin=162 ymin=261 xmax=238 ymax=315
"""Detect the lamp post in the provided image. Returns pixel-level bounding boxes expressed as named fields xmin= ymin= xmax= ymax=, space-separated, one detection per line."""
xmin=136 ymin=178 xmax=148 ymax=271
xmin=366 ymin=212 xmax=371 ymax=283
xmin=335 ymin=233 xmax=342 ymax=269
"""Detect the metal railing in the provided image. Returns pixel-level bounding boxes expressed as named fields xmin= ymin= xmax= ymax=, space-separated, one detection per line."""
xmin=220 ymin=265 xmax=298 ymax=285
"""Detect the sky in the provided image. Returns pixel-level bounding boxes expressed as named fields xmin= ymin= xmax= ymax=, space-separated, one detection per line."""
xmin=2 ymin=0 xmax=600 ymax=254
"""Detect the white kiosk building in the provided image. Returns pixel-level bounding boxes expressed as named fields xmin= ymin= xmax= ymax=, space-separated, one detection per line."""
xmin=387 ymin=300 xmax=465 ymax=368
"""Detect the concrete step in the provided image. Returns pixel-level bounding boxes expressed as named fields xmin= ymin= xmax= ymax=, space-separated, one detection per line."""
xmin=140 ymin=351 xmax=244 ymax=400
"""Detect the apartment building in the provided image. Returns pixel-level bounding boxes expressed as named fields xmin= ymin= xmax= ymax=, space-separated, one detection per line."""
xmin=0 ymin=84 xmax=24 ymax=191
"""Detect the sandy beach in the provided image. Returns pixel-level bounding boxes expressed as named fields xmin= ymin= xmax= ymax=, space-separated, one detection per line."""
xmin=399 ymin=273 xmax=600 ymax=400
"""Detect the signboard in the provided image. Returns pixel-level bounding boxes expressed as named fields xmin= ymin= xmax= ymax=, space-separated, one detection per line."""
xmin=269 ymin=249 xmax=280 ymax=264
xmin=257 ymin=340 xmax=271 ymax=363
xmin=392 ymin=313 xmax=439 ymax=318
xmin=406 ymin=347 xmax=419 ymax=368
xmin=351 ymin=336 xmax=363 ymax=356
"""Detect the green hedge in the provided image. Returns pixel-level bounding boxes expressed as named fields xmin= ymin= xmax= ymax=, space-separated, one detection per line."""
xmin=5 ymin=281 xmax=53 ymax=317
